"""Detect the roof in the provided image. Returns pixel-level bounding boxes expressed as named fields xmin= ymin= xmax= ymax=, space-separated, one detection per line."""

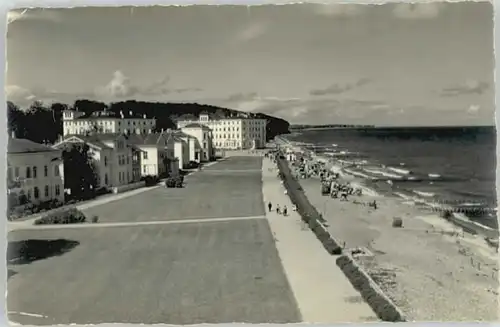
xmin=183 ymin=123 xmax=211 ymax=130
xmin=125 ymin=133 xmax=165 ymax=146
xmin=68 ymin=110 xmax=153 ymax=120
xmin=57 ymin=135 xmax=119 ymax=150
xmin=8 ymin=138 xmax=59 ymax=154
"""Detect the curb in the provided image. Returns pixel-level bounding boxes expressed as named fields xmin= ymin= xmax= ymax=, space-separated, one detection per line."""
xmin=336 ymin=254 xmax=407 ymax=322
xmin=276 ymin=157 xmax=342 ymax=255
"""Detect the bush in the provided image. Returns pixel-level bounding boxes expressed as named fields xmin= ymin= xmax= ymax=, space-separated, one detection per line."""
xmin=336 ymin=255 xmax=405 ymax=322
xmin=34 ymin=207 xmax=87 ymax=225
xmin=91 ymin=215 xmax=99 ymax=223
xmin=323 ymin=238 xmax=342 ymax=255
xmin=95 ymin=187 xmax=111 ymax=196
xmin=144 ymin=175 xmax=160 ymax=187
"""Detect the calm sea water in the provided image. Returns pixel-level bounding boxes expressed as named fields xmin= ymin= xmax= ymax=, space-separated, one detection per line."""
xmin=285 ymin=126 xmax=498 ymax=229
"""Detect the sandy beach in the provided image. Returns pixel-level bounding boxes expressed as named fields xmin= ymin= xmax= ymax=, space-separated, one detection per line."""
xmin=279 ymin=140 xmax=498 ymax=321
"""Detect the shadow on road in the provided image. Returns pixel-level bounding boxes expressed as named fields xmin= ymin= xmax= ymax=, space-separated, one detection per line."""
xmin=7 ymin=239 xmax=80 ymax=265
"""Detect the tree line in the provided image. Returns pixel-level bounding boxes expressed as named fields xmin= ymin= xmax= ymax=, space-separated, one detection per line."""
xmin=8 ymin=99 xmax=290 ymax=145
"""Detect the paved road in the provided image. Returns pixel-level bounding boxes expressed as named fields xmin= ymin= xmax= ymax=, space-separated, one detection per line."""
xmin=7 ymin=156 xmax=300 ymax=325
xmin=80 ymin=157 xmax=265 ymax=223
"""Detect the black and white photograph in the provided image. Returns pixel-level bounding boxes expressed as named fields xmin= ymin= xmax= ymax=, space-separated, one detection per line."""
xmin=5 ymin=2 xmax=498 ymax=324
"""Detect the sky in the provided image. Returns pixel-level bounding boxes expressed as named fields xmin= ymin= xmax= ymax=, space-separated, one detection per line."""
xmin=5 ymin=2 xmax=495 ymax=126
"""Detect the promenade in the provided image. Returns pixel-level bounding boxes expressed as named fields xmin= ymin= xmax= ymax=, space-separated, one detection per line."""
xmin=7 ymin=154 xmax=376 ymax=325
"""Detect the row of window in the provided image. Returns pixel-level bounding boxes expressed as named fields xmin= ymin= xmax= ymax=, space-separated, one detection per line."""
xmin=9 ymin=165 xmax=60 ymax=180
xmin=118 ymin=154 xmax=130 ymax=165
xmin=24 ymin=184 xmax=61 ymax=200
xmin=65 ymin=120 xmax=154 ymax=126
xmin=213 ymin=133 xmax=264 ymax=140
xmin=118 ymin=171 xmax=130 ymax=183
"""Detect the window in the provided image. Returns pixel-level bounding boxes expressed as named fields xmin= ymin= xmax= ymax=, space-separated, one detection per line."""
xmin=104 ymin=156 xmax=108 ymax=166
xmin=27 ymin=189 xmax=32 ymax=200
xmin=127 ymin=172 xmax=130 ymax=181
xmin=143 ymin=166 xmax=147 ymax=173
xmin=127 ymin=156 xmax=130 ymax=164
xmin=34 ymin=187 xmax=39 ymax=199
xmin=55 ymin=185 xmax=60 ymax=196
xmin=44 ymin=185 xmax=49 ymax=197
xmin=143 ymin=152 xmax=148 ymax=160
xmin=14 ymin=167 xmax=19 ymax=178
xmin=44 ymin=165 xmax=48 ymax=177
xmin=26 ymin=167 xmax=31 ymax=178
xmin=105 ymin=174 xmax=109 ymax=185
xmin=54 ymin=165 xmax=60 ymax=177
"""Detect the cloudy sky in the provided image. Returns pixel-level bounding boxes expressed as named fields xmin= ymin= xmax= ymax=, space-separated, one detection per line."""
xmin=6 ymin=2 xmax=494 ymax=126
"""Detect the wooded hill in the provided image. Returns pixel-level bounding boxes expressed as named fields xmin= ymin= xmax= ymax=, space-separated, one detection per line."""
xmin=7 ymin=99 xmax=290 ymax=145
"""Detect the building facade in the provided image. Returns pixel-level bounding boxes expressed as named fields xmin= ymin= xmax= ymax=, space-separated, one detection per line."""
xmin=176 ymin=114 xmax=267 ymax=149
xmin=7 ymin=138 xmax=65 ymax=205
xmin=127 ymin=132 xmax=179 ymax=177
xmin=54 ymin=133 xmax=139 ymax=189
xmin=62 ymin=110 xmax=156 ymax=136
xmin=180 ymin=123 xmax=214 ymax=162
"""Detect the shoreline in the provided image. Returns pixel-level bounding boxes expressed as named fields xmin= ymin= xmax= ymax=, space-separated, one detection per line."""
xmin=274 ymin=136 xmax=499 ymax=321
xmin=277 ymin=135 xmax=499 ymax=247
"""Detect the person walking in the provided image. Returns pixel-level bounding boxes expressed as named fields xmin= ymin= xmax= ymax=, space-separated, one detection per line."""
xmin=276 ymin=204 xmax=281 ymax=215
xmin=283 ymin=205 xmax=288 ymax=216
xmin=268 ymin=201 xmax=273 ymax=212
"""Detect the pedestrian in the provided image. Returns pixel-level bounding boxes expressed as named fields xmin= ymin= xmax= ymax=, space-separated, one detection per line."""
xmin=283 ymin=205 xmax=288 ymax=216
xmin=276 ymin=205 xmax=281 ymax=215
xmin=268 ymin=201 xmax=273 ymax=212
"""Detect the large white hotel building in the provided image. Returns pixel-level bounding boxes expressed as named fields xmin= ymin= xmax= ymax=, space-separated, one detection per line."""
xmin=176 ymin=114 xmax=267 ymax=149
xmin=62 ymin=110 xmax=156 ymax=136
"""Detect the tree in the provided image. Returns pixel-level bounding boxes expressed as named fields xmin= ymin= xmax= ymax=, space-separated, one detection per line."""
xmin=61 ymin=143 xmax=99 ymax=200
xmin=8 ymin=98 xmax=290 ymax=144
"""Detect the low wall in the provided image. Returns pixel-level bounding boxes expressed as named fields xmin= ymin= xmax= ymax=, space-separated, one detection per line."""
xmin=276 ymin=156 xmax=342 ymax=255
xmin=336 ymin=255 xmax=407 ymax=322
xmin=112 ymin=181 xmax=146 ymax=194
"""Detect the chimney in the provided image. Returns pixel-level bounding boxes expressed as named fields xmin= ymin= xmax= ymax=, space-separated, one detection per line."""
xmin=129 ymin=110 xmax=133 ymax=117
xmin=143 ymin=114 xmax=147 ymax=119
xmin=120 ymin=111 xmax=124 ymax=119
xmin=161 ymin=128 xmax=164 ymax=133
xmin=11 ymin=130 xmax=15 ymax=139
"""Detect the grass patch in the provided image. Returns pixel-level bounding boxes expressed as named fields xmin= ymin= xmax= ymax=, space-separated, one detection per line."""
xmin=34 ymin=207 xmax=87 ymax=225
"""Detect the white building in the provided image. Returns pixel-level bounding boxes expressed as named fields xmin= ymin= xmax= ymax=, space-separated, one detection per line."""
xmin=180 ymin=123 xmax=214 ymax=162
xmin=171 ymin=131 xmax=196 ymax=168
xmin=54 ymin=133 xmax=141 ymax=189
xmin=126 ymin=132 xmax=179 ymax=177
xmin=62 ymin=110 xmax=156 ymax=136
xmin=7 ymin=137 xmax=65 ymax=205
xmin=176 ymin=113 xmax=267 ymax=150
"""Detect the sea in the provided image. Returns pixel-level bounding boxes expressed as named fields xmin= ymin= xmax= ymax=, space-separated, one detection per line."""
xmin=284 ymin=126 xmax=498 ymax=230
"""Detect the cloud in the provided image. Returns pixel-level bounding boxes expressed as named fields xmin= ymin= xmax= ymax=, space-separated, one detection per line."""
xmin=440 ymin=80 xmax=489 ymax=97
xmin=97 ymin=70 xmax=139 ymax=98
xmin=95 ymin=70 xmax=202 ymax=99
xmin=6 ymin=85 xmax=35 ymax=102
xmin=7 ymin=8 xmax=62 ymax=24
xmin=211 ymin=91 xmax=395 ymax=124
xmin=312 ymin=4 xmax=366 ymax=17
xmin=309 ymin=78 xmax=371 ymax=96
xmin=392 ymin=3 xmax=444 ymax=20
